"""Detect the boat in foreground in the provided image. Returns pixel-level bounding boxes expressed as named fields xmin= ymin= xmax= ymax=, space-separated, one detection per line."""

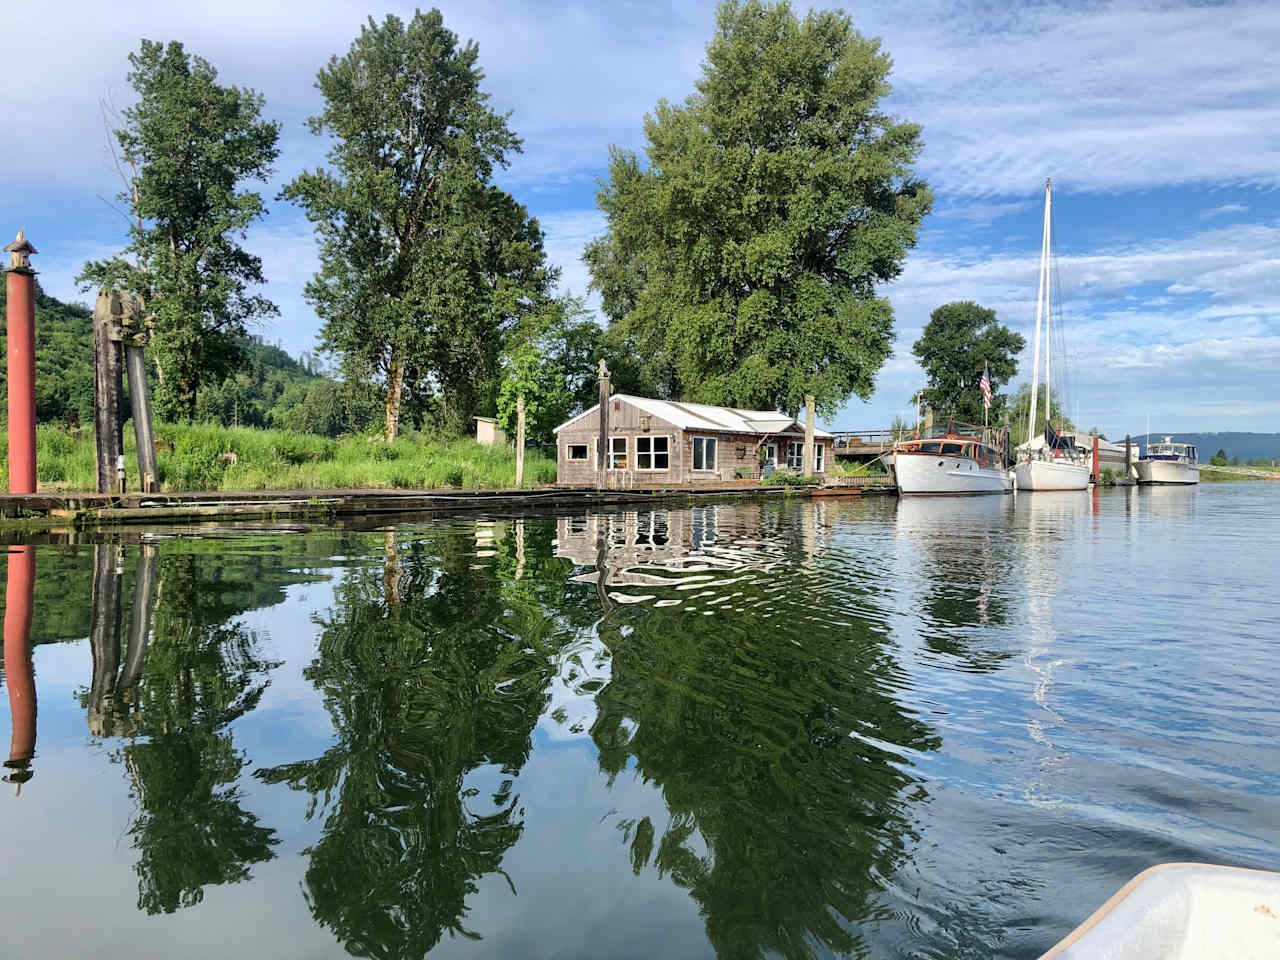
xmin=890 ymin=422 xmax=1012 ymax=496
xmin=1043 ymin=862 xmax=1280 ymax=958
xmin=1137 ymin=436 xmax=1200 ymax=485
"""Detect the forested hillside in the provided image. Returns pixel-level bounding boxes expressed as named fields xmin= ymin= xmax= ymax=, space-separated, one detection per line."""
xmin=0 ymin=281 xmax=372 ymax=435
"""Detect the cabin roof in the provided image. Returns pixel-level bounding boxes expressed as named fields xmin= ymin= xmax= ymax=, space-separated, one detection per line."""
xmin=553 ymin=394 xmax=834 ymax=438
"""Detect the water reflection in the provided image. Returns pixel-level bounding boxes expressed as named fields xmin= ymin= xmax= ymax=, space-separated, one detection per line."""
xmin=254 ymin=524 xmax=577 ymax=959
xmin=3 ymin=545 xmax=36 ymax=791
xmin=558 ymin=503 xmax=943 ymax=958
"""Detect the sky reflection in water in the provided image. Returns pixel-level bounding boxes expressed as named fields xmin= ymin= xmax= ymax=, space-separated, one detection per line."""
xmin=1 ymin=484 xmax=1277 ymax=959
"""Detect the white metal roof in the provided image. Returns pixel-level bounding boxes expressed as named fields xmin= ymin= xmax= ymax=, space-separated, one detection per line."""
xmin=554 ymin=394 xmax=834 ymax=438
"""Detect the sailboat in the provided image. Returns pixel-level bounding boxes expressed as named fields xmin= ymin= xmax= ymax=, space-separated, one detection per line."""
xmin=1014 ymin=179 xmax=1091 ymax=492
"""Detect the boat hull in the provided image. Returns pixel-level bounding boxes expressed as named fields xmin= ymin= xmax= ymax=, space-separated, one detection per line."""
xmin=1136 ymin=459 xmax=1199 ymax=485
xmin=1014 ymin=457 xmax=1090 ymax=491
xmin=893 ymin=452 xmax=1012 ymax=496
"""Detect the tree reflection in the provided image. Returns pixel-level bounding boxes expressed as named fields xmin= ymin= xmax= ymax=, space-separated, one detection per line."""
xmin=586 ymin=510 xmax=942 ymax=959
xmin=79 ymin=548 xmax=281 ymax=914
xmin=257 ymin=524 xmax=573 ymax=959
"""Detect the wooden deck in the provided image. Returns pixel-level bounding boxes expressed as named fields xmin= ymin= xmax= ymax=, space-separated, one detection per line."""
xmin=0 ymin=477 xmax=897 ymax=533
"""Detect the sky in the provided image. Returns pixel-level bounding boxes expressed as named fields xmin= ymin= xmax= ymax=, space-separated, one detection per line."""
xmin=5 ymin=0 xmax=1278 ymax=437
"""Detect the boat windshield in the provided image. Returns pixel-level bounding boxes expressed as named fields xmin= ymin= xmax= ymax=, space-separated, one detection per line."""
xmin=919 ymin=421 xmax=986 ymax=441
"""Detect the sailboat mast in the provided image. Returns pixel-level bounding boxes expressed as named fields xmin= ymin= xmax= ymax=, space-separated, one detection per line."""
xmin=1044 ymin=178 xmax=1053 ymax=432
xmin=1027 ymin=178 xmax=1051 ymax=444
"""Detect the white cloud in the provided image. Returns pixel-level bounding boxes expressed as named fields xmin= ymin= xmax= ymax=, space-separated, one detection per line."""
xmin=1201 ymin=203 xmax=1249 ymax=219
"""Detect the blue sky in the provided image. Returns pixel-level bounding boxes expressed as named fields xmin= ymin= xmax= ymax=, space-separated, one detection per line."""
xmin=5 ymin=0 xmax=1278 ymax=437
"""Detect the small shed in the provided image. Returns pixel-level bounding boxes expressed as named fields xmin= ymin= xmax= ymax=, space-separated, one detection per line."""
xmin=474 ymin=416 xmax=508 ymax=447
xmin=552 ymin=394 xmax=833 ymax=485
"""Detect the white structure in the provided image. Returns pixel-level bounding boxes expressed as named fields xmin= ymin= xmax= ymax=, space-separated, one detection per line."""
xmin=474 ymin=416 xmax=508 ymax=447
xmin=1015 ymin=178 xmax=1090 ymax=492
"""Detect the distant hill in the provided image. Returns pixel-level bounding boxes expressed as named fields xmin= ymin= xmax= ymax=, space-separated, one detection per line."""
xmin=0 ymin=281 xmax=325 ymax=429
xmin=1136 ymin=433 xmax=1280 ymax=463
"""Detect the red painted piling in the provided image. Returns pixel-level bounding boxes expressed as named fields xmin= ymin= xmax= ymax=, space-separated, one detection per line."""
xmin=4 ymin=545 xmax=37 ymax=788
xmin=4 ymin=231 xmax=38 ymax=494
xmin=1093 ymin=434 xmax=1101 ymax=483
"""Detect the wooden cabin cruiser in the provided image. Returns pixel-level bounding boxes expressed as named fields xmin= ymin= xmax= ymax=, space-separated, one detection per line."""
xmin=889 ymin=422 xmax=1012 ymax=496
xmin=1137 ymin=437 xmax=1199 ymax=485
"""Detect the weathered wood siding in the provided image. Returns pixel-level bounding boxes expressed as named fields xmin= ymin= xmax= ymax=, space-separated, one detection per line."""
xmin=555 ymin=398 xmax=829 ymax=485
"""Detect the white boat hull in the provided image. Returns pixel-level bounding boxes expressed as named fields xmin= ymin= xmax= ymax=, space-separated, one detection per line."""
xmin=1014 ymin=457 xmax=1090 ymax=491
xmin=893 ymin=452 xmax=1012 ymax=496
xmin=1136 ymin=459 xmax=1199 ymax=485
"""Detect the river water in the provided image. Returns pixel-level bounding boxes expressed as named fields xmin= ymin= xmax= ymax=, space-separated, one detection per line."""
xmin=1 ymin=484 xmax=1276 ymax=959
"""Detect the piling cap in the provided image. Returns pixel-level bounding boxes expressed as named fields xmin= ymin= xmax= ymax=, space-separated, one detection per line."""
xmin=4 ymin=228 xmax=37 ymax=270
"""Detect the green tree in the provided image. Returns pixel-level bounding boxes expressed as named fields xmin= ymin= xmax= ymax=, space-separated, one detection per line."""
xmin=496 ymin=344 xmax=571 ymax=446
xmin=286 ymin=10 xmax=556 ymax=442
xmin=1007 ymin=382 xmax=1074 ymax=448
xmin=77 ymin=40 xmax=281 ymax=422
xmin=1211 ymin=448 xmax=1228 ymax=467
xmin=912 ymin=301 xmax=1024 ymax=426
xmin=584 ymin=0 xmax=931 ymax=417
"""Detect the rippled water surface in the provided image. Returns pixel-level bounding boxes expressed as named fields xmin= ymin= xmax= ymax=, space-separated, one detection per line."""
xmin=1 ymin=484 xmax=1277 ymax=958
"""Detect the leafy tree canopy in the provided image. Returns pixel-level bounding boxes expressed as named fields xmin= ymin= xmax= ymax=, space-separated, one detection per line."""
xmin=584 ymin=0 xmax=931 ymax=417
xmin=912 ymin=301 xmax=1024 ymax=426
xmin=77 ymin=40 xmax=281 ymax=422
xmin=286 ymin=9 xmax=556 ymax=441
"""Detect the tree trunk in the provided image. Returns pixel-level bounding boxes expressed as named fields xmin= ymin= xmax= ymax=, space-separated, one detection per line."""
xmin=385 ymin=349 xmax=405 ymax=443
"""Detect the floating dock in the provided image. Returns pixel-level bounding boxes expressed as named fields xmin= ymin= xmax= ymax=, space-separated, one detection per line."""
xmin=0 ymin=476 xmax=897 ymax=533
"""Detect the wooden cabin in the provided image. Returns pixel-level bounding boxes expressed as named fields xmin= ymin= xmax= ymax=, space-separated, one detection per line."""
xmin=553 ymin=394 xmax=833 ymax=486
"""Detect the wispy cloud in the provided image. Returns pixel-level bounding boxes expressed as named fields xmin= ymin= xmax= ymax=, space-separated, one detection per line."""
xmin=1201 ymin=202 xmax=1249 ymax=219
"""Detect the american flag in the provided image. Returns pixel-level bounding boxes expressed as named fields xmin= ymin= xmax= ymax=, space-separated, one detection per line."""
xmin=979 ymin=364 xmax=992 ymax=410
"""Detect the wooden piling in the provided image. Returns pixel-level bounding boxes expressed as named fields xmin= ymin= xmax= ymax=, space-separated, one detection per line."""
xmin=92 ymin=291 xmax=126 ymax=494
xmin=515 ymin=395 xmax=526 ymax=487
xmin=803 ymin=394 xmax=816 ymax=477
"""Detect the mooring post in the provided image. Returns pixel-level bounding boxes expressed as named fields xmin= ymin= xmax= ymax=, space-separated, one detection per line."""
xmin=515 ymin=394 xmax=526 ymax=487
xmin=4 ymin=231 xmax=39 ymax=494
xmin=92 ymin=290 xmax=126 ymax=494
xmin=121 ymin=298 xmax=158 ymax=492
xmin=803 ymin=394 xmax=816 ymax=477
xmin=1093 ymin=433 xmax=1101 ymax=483
xmin=4 ymin=545 xmax=37 ymax=793
xmin=597 ymin=359 xmax=610 ymax=490
xmin=1125 ymin=435 xmax=1132 ymax=478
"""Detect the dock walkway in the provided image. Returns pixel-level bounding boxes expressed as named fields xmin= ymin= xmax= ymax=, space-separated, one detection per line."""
xmin=0 ymin=477 xmax=897 ymax=533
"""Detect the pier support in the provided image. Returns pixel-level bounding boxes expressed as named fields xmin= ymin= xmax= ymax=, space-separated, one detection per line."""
xmin=4 ymin=231 xmax=38 ymax=494
xmin=4 ymin=545 xmax=37 ymax=792
xmin=804 ymin=394 xmax=816 ymax=477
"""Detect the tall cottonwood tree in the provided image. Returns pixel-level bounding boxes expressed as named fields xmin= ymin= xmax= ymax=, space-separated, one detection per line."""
xmin=287 ymin=10 xmax=555 ymax=440
xmin=79 ymin=40 xmax=280 ymax=422
xmin=584 ymin=0 xmax=931 ymax=417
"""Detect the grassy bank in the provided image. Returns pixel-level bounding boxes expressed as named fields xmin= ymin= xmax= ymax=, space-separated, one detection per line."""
xmin=0 ymin=424 xmax=556 ymax=493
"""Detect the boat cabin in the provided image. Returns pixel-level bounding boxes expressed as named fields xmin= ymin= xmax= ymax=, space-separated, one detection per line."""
xmin=894 ymin=422 xmax=1007 ymax=467
xmin=1143 ymin=437 xmax=1197 ymax=464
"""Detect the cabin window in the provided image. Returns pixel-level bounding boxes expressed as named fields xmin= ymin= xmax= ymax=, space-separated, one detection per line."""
xmin=917 ymin=442 xmax=942 ymax=453
xmin=941 ymin=442 xmax=964 ymax=456
xmin=815 ymin=444 xmax=825 ymax=471
xmin=787 ymin=441 xmax=804 ymax=470
xmin=636 ymin=436 xmax=669 ymax=470
xmin=693 ymin=437 xmax=717 ymax=472
xmin=610 ymin=437 xmax=627 ymax=469
xmin=566 ymin=444 xmax=588 ymax=462
xmin=762 ymin=443 xmax=777 ymax=465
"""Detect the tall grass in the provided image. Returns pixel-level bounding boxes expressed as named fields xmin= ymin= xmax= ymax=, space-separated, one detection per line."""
xmin=0 ymin=424 xmax=556 ymax=493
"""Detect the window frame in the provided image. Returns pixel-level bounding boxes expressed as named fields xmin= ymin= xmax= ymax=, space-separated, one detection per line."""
xmin=566 ymin=443 xmax=588 ymax=462
xmin=609 ymin=436 xmax=627 ymax=470
xmin=636 ymin=435 xmax=670 ymax=471
xmin=692 ymin=436 xmax=718 ymax=473
xmin=814 ymin=443 xmax=824 ymax=472
xmin=787 ymin=440 xmax=804 ymax=471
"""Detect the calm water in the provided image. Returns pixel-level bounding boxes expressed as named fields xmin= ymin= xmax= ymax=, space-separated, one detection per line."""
xmin=1 ymin=484 xmax=1277 ymax=959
